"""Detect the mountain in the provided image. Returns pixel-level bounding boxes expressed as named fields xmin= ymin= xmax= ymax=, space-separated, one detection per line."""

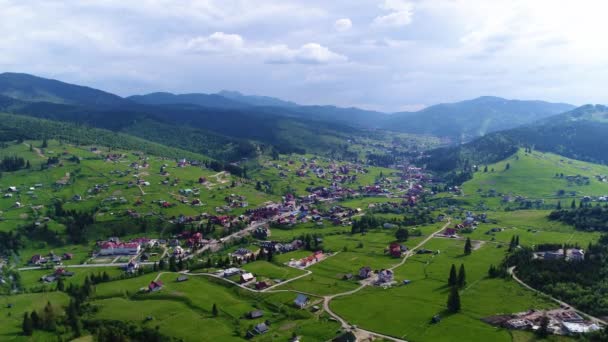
xmin=424 ymin=104 xmax=608 ymax=174
xmin=0 ymin=73 xmax=367 ymax=159
xmin=128 ymin=92 xmax=247 ymax=109
xmin=0 ymin=72 xmax=127 ymax=107
xmin=217 ymin=90 xmax=298 ymax=108
xmin=132 ymin=90 xmax=388 ymax=128
xmin=383 ymin=96 xmax=575 ymax=142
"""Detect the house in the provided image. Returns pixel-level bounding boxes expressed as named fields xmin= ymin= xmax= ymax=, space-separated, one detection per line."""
xmin=444 ymin=228 xmax=457 ymax=236
xmin=223 ymin=268 xmax=241 ymax=277
xmin=388 ymin=243 xmax=404 ymax=258
xmin=568 ymin=248 xmax=585 ymax=261
xmin=148 ymin=280 xmax=164 ymax=292
xmin=240 ymin=272 xmax=255 ymax=283
xmin=359 ymin=266 xmax=373 ymax=279
xmin=125 ymin=261 xmax=139 ymax=274
xmin=255 ymin=281 xmax=270 ymax=290
xmin=30 ymin=255 xmax=46 ymax=265
xmin=231 ymin=248 xmax=253 ymax=261
xmin=343 ymin=273 xmax=353 ymax=280
xmin=294 ymin=294 xmax=309 ymax=309
xmin=247 ymin=310 xmax=264 ymax=319
xmin=62 ymin=253 xmax=73 ymax=260
xmin=177 ymin=275 xmax=189 ymax=282
xmin=54 ymin=268 xmax=74 ymax=277
xmin=254 ymin=322 xmax=269 ymax=334
xmin=377 ymin=269 xmax=394 ymax=284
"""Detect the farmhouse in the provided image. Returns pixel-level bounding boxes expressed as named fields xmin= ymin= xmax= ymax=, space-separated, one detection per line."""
xmin=254 ymin=323 xmax=269 ymax=334
xmin=240 ymin=272 xmax=255 ymax=283
xmin=289 ymin=251 xmax=325 ymax=268
xmin=148 ymin=280 xmax=163 ymax=292
xmin=377 ymin=269 xmax=394 ymax=284
xmin=223 ymin=268 xmax=241 ymax=277
xmin=358 ymin=266 xmax=373 ymax=279
xmin=247 ymin=310 xmax=264 ymax=319
xmin=294 ymin=294 xmax=309 ymax=309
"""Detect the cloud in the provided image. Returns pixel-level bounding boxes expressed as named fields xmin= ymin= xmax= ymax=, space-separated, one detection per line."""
xmin=264 ymin=43 xmax=348 ymax=64
xmin=186 ymin=32 xmax=244 ymax=53
xmin=373 ymin=0 xmax=413 ymax=28
xmin=334 ymin=18 xmax=352 ymax=32
xmin=186 ymin=32 xmax=346 ymax=64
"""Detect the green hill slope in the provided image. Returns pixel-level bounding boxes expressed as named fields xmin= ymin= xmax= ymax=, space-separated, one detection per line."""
xmin=461 ymin=148 xmax=608 ymax=209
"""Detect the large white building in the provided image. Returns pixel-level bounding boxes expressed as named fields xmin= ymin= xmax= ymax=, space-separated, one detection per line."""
xmin=99 ymin=241 xmax=141 ymax=255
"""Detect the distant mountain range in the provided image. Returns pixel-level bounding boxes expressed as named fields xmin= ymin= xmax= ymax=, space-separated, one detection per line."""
xmin=0 ymin=72 xmax=599 ymax=168
xmin=381 ymin=96 xmax=575 ymax=142
xmin=128 ymin=91 xmax=575 ymax=141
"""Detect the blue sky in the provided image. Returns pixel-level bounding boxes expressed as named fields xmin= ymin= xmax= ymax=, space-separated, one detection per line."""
xmin=1 ymin=0 xmax=606 ymax=111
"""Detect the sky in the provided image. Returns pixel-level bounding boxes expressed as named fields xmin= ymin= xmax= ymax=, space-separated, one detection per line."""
xmin=1 ymin=0 xmax=607 ymax=112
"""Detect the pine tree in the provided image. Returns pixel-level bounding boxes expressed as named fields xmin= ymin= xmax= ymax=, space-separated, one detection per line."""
xmin=483 ymin=165 xmax=488 ymax=172
xmin=514 ymin=235 xmax=520 ymax=247
xmin=448 ymin=264 xmax=457 ymax=286
xmin=22 ymin=312 xmax=33 ymax=336
xmin=457 ymin=264 xmax=466 ymax=288
xmin=159 ymin=258 xmax=166 ymax=270
xmin=56 ymin=277 xmax=65 ymax=291
xmin=212 ymin=303 xmax=218 ymax=316
xmin=447 ymin=286 xmax=461 ymax=313
xmin=464 ymin=238 xmax=472 ymax=255
xmin=505 ymin=163 xmax=510 ymax=170
xmin=556 ymin=201 xmax=561 ymax=210
xmin=30 ymin=311 xmax=40 ymax=329
xmin=571 ymin=199 xmax=576 ymax=209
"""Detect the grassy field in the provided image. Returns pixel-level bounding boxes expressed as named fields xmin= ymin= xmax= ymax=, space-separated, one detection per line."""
xmin=0 ymin=291 xmax=69 ymax=341
xmin=90 ymin=273 xmax=340 ymax=341
xmin=462 ymin=149 xmax=608 ymax=209
xmin=330 ymin=238 xmax=559 ymax=342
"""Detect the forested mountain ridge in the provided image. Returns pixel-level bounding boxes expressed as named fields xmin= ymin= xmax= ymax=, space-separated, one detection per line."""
xmin=383 ymin=96 xmax=575 ymax=142
xmin=423 ymin=104 xmax=608 ymax=175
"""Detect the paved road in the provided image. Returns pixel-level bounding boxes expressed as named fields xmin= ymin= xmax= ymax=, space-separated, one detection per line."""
xmin=508 ymin=266 xmax=607 ymax=326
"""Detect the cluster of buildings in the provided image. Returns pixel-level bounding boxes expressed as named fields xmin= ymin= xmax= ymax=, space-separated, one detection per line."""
xmin=40 ymin=267 xmax=74 ymax=283
xmin=357 ymin=266 xmax=395 ymax=285
xmin=485 ymin=309 xmax=601 ymax=335
xmin=288 ymin=251 xmax=325 ymax=268
xmin=29 ymin=252 xmax=73 ymax=266
xmin=534 ymin=248 xmax=585 ymax=262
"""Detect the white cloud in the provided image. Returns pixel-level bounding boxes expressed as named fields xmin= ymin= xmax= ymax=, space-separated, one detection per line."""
xmin=264 ymin=43 xmax=348 ymax=64
xmin=185 ymin=32 xmax=346 ymax=64
xmin=334 ymin=18 xmax=352 ymax=32
xmin=186 ymin=32 xmax=244 ymax=53
xmin=373 ymin=0 xmax=413 ymax=28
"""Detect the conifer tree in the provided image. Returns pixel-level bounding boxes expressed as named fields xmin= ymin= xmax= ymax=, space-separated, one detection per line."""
xmin=447 ymin=286 xmax=461 ymax=313
xmin=448 ymin=264 xmax=457 ymax=286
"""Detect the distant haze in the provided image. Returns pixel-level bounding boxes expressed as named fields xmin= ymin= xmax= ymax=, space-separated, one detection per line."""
xmin=1 ymin=1 xmax=606 ymax=111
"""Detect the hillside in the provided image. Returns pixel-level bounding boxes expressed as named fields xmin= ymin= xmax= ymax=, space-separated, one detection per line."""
xmin=425 ymin=104 xmax=608 ymax=175
xmin=461 ymin=148 xmax=608 ymax=209
xmin=0 ymin=73 xmax=389 ymax=159
xmin=0 ymin=72 xmax=127 ymax=107
xmin=383 ymin=96 xmax=574 ymax=142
